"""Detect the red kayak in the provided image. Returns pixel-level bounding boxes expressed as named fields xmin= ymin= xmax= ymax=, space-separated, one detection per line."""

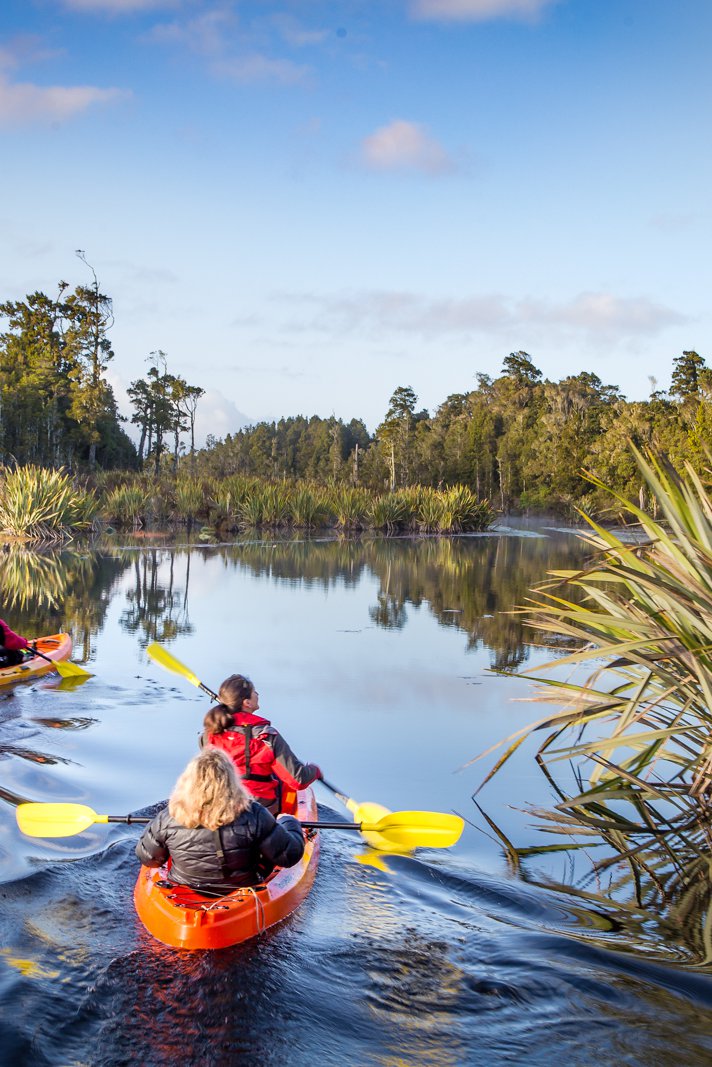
xmin=134 ymin=786 xmax=320 ymax=950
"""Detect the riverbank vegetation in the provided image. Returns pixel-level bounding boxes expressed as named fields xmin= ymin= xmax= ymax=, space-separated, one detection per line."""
xmin=2 ymin=267 xmax=710 ymax=536
xmin=474 ymin=449 xmax=712 ymax=962
xmin=98 ymin=474 xmax=494 ymax=535
xmin=0 ymin=466 xmax=494 ymax=543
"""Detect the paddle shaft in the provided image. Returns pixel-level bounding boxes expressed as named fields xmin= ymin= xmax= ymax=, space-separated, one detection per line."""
xmin=98 ymin=815 xmax=380 ymax=832
xmin=320 ymin=778 xmax=351 ymax=805
xmin=27 ymin=646 xmax=58 ymax=667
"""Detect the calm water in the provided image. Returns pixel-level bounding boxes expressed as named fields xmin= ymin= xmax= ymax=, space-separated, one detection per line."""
xmin=1 ymin=524 xmax=712 ymax=1066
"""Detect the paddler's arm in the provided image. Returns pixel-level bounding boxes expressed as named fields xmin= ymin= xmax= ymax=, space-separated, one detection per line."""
xmin=135 ymin=812 xmax=170 ymax=868
xmin=269 ymin=731 xmax=322 ymax=790
xmin=0 ymin=619 xmax=29 ymax=651
xmin=254 ymin=807 xmax=305 ymax=869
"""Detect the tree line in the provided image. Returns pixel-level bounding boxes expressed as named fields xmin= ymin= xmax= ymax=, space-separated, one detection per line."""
xmin=196 ymin=350 xmax=711 ymax=512
xmin=1 ymin=265 xmax=709 ymax=512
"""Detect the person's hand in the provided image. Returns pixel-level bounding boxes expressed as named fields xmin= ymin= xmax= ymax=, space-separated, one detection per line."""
xmin=312 ymin=765 xmax=323 ymax=781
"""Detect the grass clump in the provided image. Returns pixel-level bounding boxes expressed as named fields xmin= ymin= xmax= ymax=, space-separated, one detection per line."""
xmin=0 ymin=466 xmax=98 ymax=543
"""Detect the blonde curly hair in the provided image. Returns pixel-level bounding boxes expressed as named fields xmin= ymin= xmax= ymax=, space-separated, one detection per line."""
xmin=168 ymin=747 xmax=251 ymax=830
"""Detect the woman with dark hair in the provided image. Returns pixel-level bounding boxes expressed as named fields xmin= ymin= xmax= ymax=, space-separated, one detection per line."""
xmin=203 ymin=674 xmax=322 ymax=815
xmin=0 ymin=619 xmax=30 ymax=668
xmin=135 ymin=748 xmax=305 ymax=893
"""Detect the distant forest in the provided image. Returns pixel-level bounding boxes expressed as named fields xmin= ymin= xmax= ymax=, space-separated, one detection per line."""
xmin=196 ymin=350 xmax=711 ymax=513
xmin=1 ymin=270 xmax=709 ymax=513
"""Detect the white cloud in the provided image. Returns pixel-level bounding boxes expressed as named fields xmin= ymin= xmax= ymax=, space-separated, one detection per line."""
xmin=0 ymin=38 xmax=60 ymax=73
xmin=269 ymin=14 xmax=330 ymax=48
xmin=409 ymin=0 xmax=560 ymax=21
xmin=0 ymin=75 xmax=129 ymax=126
xmin=192 ymin=389 xmax=252 ymax=446
xmin=287 ymin=288 xmax=687 ymax=344
xmin=148 ymin=8 xmax=312 ymax=86
xmin=520 ymin=292 xmax=686 ymax=337
xmin=147 ymin=8 xmax=238 ymax=57
xmin=650 ymin=211 xmax=701 ymax=232
xmin=212 ymin=54 xmax=311 ymax=87
xmin=62 ymin=0 xmax=176 ymax=12
xmin=360 ymin=119 xmax=455 ymax=175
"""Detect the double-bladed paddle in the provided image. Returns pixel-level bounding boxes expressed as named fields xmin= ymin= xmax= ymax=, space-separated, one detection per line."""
xmin=15 ymin=802 xmax=464 ymax=850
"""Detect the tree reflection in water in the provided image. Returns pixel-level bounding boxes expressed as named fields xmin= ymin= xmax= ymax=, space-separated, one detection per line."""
xmin=194 ymin=530 xmax=587 ymax=671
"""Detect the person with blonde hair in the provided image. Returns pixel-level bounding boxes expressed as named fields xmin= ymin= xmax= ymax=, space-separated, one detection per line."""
xmin=203 ymin=673 xmax=322 ymax=814
xmin=135 ymin=748 xmax=305 ymax=893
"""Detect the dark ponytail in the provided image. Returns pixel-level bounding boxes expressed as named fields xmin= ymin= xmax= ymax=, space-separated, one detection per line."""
xmin=203 ymin=705 xmax=234 ymax=738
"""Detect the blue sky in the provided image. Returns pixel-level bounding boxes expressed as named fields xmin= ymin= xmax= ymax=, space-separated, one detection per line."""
xmin=1 ymin=0 xmax=710 ymax=442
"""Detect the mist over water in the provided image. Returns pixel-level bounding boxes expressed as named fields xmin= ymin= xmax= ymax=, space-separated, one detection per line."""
xmin=2 ymin=525 xmax=712 ymax=1064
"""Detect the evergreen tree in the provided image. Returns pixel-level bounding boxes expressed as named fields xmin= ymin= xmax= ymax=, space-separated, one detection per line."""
xmin=377 ymin=385 xmax=419 ymax=490
xmin=64 ymin=252 xmax=117 ymax=468
xmin=670 ymin=350 xmax=705 ymax=399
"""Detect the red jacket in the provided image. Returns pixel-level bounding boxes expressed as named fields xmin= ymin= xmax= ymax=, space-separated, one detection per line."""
xmin=0 ymin=619 xmax=27 ymax=651
xmin=207 ymin=710 xmax=320 ymax=805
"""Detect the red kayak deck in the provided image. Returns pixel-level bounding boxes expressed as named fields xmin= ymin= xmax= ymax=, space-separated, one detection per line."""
xmin=134 ymin=786 xmax=320 ymax=950
xmin=0 ymin=633 xmax=72 ymax=687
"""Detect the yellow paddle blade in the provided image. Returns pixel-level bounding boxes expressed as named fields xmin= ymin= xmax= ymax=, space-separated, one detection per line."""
xmin=52 ymin=659 xmax=92 ymax=680
xmin=362 ymin=810 xmax=465 ymax=850
xmin=16 ymin=803 xmax=108 ymax=838
xmin=146 ymin=643 xmax=206 ymax=692
xmin=349 ymin=801 xmax=399 ymax=852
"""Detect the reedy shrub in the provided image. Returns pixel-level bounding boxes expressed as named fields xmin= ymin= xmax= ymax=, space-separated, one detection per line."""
xmin=329 ymin=487 xmax=370 ymax=530
xmin=291 ymin=485 xmax=329 ymax=529
xmin=0 ymin=466 xmax=98 ymax=543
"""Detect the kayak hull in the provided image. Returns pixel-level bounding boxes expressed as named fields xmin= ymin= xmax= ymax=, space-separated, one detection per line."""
xmin=0 ymin=633 xmax=72 ymax=687
xmin=134 ymin=786 xmax=320 ymax=950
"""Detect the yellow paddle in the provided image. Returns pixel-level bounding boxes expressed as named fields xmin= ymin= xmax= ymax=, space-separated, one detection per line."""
xmin=15 ymin=802 xmax=464 ymax=849
xmin=27 ymin=644 xmax=92 ymax=680
xmin=146 ymin=643 xmax=217 ymax=700
xmin=321 ymin=778 xmax=464 ymax=852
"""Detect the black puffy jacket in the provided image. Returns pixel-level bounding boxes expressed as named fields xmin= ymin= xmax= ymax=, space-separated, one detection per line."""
xmin=135 ymin=800 xmax=305 ymax=893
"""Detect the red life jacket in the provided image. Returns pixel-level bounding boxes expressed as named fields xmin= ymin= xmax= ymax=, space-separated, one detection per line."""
xmin=207 ymin=711 xmax=280 ymax=803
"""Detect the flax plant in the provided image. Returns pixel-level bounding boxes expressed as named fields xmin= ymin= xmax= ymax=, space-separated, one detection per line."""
xmin=172 ymin=477 xmax=207 ymax=522
xmin=0 ymin=467 xmax=98 ymax=543
xmin=290 ymin=485 xmax=330 ymax=529
xmin=415 ymin=487 xmax=444 ymax=532
xmin=101 ymin=483 xmax=152 ymax=527
xmin=444 ymin=485 xmax=491 ymax=532
xmin=238 ymin=490 xmax=265 ymax=528
xmin=473 ymin=449 xmax=712 ymax=956
xmin=330 ymin=487 xmax=370 ymax=530
xmin=367 ymin=493 xmax=411 ymax=533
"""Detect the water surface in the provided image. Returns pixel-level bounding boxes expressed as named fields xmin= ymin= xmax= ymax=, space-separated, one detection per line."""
xmin=1 ymin=524 xmax=711 ymax=1065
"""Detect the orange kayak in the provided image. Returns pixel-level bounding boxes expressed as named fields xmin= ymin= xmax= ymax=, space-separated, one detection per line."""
xmin=134 ymin=786 xmax=320 ymax=950
xmin=0 ymin=632 xmax=72 ymax=687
